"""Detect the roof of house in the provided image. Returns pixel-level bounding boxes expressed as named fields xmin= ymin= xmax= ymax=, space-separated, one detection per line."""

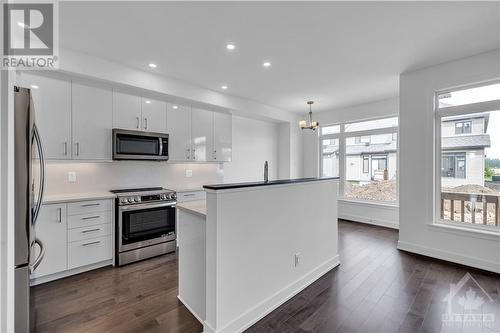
xmin=442 ymin=134 xmax=491 ymax=150
xmin=344 ymin=142 xmax=397 ymax=155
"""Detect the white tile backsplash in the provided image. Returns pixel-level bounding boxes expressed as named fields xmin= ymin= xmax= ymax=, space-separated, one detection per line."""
xmin=44 ymin=161 xmax=223 ymax=195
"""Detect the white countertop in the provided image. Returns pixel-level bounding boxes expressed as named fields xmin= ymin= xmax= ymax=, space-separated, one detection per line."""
xmin=177 ymin=200 xmax=206 ymax=218
xmin=43 ymin=192 xmax=116 ymax=204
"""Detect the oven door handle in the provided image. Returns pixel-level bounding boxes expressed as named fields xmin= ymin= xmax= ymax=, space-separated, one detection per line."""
xmin=119 ymin=201 xmax=176 ymax=212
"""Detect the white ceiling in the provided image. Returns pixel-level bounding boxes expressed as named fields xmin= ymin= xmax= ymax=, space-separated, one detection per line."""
xmin=60 ymin=2 xmax=499 ymax=114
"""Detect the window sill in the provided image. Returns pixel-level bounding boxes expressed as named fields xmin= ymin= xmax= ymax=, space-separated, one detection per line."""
xmin=429 ymin=221 xmax=500 ymax=241
xmin=338 ymin=197 xmax=399 ymax=209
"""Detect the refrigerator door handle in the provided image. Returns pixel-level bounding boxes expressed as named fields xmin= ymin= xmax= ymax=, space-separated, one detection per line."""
xmin=32 ymin=124 xmax=45 ymax=225
xmin=30 ymin=238 xmax=45 ymax=273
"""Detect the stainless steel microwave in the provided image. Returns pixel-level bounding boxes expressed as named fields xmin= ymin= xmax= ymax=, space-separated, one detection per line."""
xmin=112 ymin=129 xmax=169 ymax=161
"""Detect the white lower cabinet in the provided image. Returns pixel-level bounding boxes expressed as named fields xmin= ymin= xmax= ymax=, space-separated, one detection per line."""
xmin=32 ymin=204 xmax=67 ymax=279
xmin=31 ymin=199 xmax=113 ymax=284
xmin=68 ymin=236 xmax=112 ymax=270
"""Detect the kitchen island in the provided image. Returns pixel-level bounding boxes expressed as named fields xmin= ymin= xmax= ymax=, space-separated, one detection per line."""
xmin=177 ymin=177 xmax=339 ymax=333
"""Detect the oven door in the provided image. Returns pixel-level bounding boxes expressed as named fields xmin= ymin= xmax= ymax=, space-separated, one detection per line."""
xmin=118 ymin=201 xmax=176 ymax=252
xmin=113 ymin=129 xmax=168 ymax=161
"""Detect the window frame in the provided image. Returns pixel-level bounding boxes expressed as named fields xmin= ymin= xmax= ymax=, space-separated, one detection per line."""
xmin=319 ymin=115 xmax=399 ymax=205
xmin=454 ymin=120 xmax=472 ymax=134
xmin=434 ymin=80 xmax=500 ymax=232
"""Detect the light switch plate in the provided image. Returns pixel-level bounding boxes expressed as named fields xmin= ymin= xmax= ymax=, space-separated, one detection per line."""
xmin=185 ymin=169 xmax=193 ymax=178
xmin=68 ymin=171 xmax=77 ymax=183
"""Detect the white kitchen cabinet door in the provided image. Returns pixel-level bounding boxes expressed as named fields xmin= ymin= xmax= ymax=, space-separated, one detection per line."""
xmin=72 ymin=83 xmax=113 ymax=160
xmin=191 ymin=108 xmax=214 ymax=162
xmin=112 ymin=91 xmax=141 ymax=131
xmin=32 ymin=204 xmax=67 ymax=279
xmin=19 ymin=73 xmax=72 ymax=160
xmin=166 ymin=104 xmax=192 ymax=161
xmin=213 ymin=112 xmax=232 ymax=162
xmin=141 ymin=98 xmax=167 ymax=133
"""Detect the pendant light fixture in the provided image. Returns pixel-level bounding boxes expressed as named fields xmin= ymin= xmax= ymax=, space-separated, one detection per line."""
xmin=299 ymin=101 xmax=319 ymax=130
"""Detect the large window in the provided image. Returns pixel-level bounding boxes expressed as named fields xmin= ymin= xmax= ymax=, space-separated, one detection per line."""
xmin=320 ymin=116 xmax=398 ymax=203
xmin=436 ymin=81 xmax=500 ymax=230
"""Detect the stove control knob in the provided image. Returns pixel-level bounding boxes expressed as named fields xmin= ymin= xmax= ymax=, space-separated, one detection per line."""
xmin=134 ymin=197 xmax=140 ymax=202
xmin=120 ymin=198 xmax=127 ymax=204
xmin=171 ymin=193 xmax=177 ymax=200
xmin=160 ymin=194 xmax=166 ymax=200
xmin=127 ymin=198 xmax=134 ymax=203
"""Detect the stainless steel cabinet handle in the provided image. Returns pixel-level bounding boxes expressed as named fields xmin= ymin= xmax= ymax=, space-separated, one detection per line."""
xmin=81 ymin=228 xmax=100 ymax=233
xmin=80 ymin=215 xmax=100 ymax=220
xmin=186 ymin=148 xmax=190 ymax=159
xmin=63 ymin=142 xmax=68 ymax=156
xmin=144 ymin=117 xmax=148 ymax=130
xmin=30 ymin=238 xmax=45 ymax=273
xmin=57 ymin=207 xmax=62 ymax=223
xmin=136 ymin=116 xmax=140 ymax=129
xmin=183 ymin=193 xmax=195 ymax=197
xmin=75 ymin=142 xmax=80 ymax=156
xmin=32 ymin=125 xmax=45 ymax=225
xmin=82 ymin=241 xmax=101 ymax=246
xmin=81 ymin=203 xmax=100 ymax=207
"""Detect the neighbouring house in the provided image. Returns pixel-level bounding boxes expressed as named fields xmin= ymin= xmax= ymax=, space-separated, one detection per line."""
xmin=345 ymin=133 xmax=398 ymax=184
xmin=441 ymin=113 xmax=491 ymax=187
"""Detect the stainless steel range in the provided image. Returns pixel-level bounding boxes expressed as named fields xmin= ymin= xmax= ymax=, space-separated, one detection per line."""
xmin=110 ymin=187 xmax=177 ymax=266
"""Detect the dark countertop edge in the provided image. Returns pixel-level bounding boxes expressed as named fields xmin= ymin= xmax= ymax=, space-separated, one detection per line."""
xmin=203 ymin=177 xmax=339 ymax=191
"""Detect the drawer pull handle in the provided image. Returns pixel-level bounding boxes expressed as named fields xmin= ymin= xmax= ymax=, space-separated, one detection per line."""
xmin=81 ymin=203 xmax=100 ymax=207
xmin=81 ymin=215 xmax=100 ymax=220
xmin=82 ymin=241 xmax=101 ymax=246
xmin=183 ymin=194 xmax=196 ymax=197
xmin=81 ymin=228 xmax=100 ymax=233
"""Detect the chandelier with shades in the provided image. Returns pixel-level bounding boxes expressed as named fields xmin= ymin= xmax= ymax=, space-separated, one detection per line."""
xmin=299 ymin=101 xmax=319 ymax=131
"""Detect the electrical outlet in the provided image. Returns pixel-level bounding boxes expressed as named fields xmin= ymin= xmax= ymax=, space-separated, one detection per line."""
xmin=68 ymin=171 xmax=77 ymax=183
xmin=294 ymin=253 xmax=301 ymax=267
xmin=185 ymin=169 xmax=193 ymax=178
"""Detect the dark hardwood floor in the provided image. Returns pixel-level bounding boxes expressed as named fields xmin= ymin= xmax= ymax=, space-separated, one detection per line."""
xmin=32 ymin=220 xmax=500 ymax=333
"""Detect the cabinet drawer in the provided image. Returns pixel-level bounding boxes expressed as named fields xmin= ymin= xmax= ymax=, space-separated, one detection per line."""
xmin=68 ymin=236 xmax=112 ymax=269
xmin=68 ymin=223 xmax=112 ymax=242
xmin=68 ymin=211 xmax=112 ymax=229
xmin=177 ymin=191 xmax=205 ymax=203
xmin=67 ymin=199 xmax=112 ymax=216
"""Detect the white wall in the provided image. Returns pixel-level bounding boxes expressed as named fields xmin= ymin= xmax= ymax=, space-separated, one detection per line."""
xmin=223 ymin=116 xmax=279 ymax=183
xmin=399 ymin=49 xmax=500 ymax=273
xmin=302 ymin=97 xmax=400 ymax=228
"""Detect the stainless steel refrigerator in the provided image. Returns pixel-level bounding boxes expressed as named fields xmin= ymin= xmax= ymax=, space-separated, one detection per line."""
xmin=14 ymin=86 xmax=46 ymax=333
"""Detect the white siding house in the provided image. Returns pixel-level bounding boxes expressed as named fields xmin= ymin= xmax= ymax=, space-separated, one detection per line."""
xmin=440 ymin=113 xmax=490 ymax=187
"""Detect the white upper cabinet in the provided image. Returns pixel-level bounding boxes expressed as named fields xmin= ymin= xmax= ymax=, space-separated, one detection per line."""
xmin=191 ymin=108 xmax=214 ymax=162
xmin=141 ymin=98 xmax=167 ymax=133
xmin=20 ymin=73 xmax=72 ymax=160
xmin=167 ymin=104 xmax=192 ymax=161
xmin=32 ymin=204 xmax=67 ymax=278
xmin=72 ymin=83 xmax=113 ymax=160
xmin=112 ymin=91 xmax=141 ymax=131
xmin=214 ymin=112 xmax=232 ymax=162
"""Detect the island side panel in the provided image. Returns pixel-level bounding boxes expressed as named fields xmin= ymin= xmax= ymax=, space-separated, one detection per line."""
xmin=177 ymin=209 xmax=206 ymax=322
xmin=206 ymin=179 xmax=339 ymax=333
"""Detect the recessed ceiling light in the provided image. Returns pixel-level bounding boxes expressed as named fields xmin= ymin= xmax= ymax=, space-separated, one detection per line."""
xmin=226 ymin=43 xmax=235 ymax=51
xmin=221 ymin=85 xmax=228 ymax=90
xmin=172 ymin=105 xmax=179 ymax=109
xmin=263 ymin=61 xmax=271 ymax=68
xmin=145 ymin=100 xmax=151 ymax=104
xmin=30 ymin=85 xmax=39 ymax=89
xmin=148 ymin=63 xmax=157 ymax=68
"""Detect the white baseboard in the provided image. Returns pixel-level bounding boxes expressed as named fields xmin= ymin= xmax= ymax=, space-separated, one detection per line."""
xmin=208 ymin=255 xmax=340 ymax=333
xmin=340 ymin=213 xmax=399 ymax=230
xmin=397 ymin=240 xmax=500 ymax=274
xmin=30 ymin=260 xmax=112 ymax=286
